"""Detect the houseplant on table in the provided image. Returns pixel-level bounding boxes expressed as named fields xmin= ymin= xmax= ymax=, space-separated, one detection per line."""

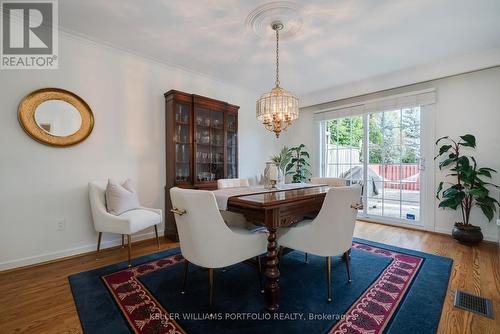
xmin=435 ymin=134 xmax=499 ymax=244
xmin=286 ymin=144 xmax=312 ymax=183
xmin=270 ymin=146 xmax=292 ymax=185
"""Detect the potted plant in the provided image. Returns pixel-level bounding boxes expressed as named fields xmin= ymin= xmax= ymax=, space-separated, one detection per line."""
xmin=270 ymin=146 xmax=292 ymax=185
xmin=286 ymin=144 xmax=312 ymax=183
xmin=435 ymin=134 xmax=499 ymax=244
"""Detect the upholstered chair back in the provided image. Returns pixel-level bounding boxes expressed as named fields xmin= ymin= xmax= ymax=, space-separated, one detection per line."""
xmin=310 ymin=177 xmax=347 ymax=187
xmin=88 ymin=182 xmax=109 ymax=232
xmin=312 ymin=185 xmax=361 ymax=255
xmin=217 ymin=178 xmax=250 ymax=189
xmin=170 ymin=187 xmax=242 ymax=268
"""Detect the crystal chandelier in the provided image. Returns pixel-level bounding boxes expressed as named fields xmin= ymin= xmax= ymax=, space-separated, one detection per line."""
xmin=256 ymin=21 xmax=299 ymax=138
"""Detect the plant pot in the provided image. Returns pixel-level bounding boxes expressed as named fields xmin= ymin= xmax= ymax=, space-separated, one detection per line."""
xmin=452 ymin=223 xmax=483 ymax=244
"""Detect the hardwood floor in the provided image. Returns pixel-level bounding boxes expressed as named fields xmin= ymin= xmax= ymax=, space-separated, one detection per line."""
xmin=0 ymin=221 xmax=498 ymax=333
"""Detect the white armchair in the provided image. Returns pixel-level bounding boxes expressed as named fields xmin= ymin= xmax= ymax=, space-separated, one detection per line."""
xmin=217 ymin=178 xmax=250 ymax=189
xmin=310 ymin=177 xmax=347 ymax=187
xmin=170 ymin=187 xmax=267 ymax=308
xmin=278 ymin=185 xmax=362 ymax=302
xmin=88 ymin=182 xmax=162 ymax=266
xmin=216 ymin=178 xmax=254 ymax=229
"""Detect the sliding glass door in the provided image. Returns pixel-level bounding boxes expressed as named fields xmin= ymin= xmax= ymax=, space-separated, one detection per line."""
xmin=323 ymin=107 xmax=423 ymax=225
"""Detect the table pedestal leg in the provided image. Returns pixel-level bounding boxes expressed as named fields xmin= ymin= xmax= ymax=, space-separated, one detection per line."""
xmin=264 ymin=227 xmax=280 ymax=312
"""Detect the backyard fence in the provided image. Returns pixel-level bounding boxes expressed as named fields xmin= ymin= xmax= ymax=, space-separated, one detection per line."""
xmin=326 ymin=145 xmax=420 ymax=191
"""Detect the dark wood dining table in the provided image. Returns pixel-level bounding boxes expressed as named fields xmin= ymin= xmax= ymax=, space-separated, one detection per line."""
xmin=226 ymin=185 xmax=331 ymax=312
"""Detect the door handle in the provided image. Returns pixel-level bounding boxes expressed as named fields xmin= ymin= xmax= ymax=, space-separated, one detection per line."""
xmin=170 ymin=208 xmax=187 ymax=216
xmin=350 ymin=203 xmax=363 ymax=210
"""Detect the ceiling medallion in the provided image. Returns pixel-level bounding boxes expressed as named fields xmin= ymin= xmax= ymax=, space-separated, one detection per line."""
xmin=255 ymin=19 xmax=299 ymax=138
xmin=245 ymin=1 xmax=303 ymax=40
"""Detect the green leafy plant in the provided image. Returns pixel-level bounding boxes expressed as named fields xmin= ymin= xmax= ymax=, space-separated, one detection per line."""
xmin=286 ymin=144 xmax=311 ymax=183
xmin=435 ymin=134 xmax=499 ymax=225
xmin=270 ymin=146 xmax=292 ymax=176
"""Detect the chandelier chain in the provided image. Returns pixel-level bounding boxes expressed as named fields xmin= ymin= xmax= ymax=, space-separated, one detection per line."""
xmin=275 ymin=27 xmax=280 ymax=87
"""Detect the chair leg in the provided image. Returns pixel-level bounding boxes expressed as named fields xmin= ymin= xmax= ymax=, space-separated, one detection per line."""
xmin=96 ymin=232 xmax=102 ymax=260
xmin=154 ymin=225 xmax=161 ymax=250
xmin=344 ymin=251 xmax=352 ymax=283
xmin=127 ymin=235 xmax=132 ymax=267
xmin=305 ymin=252 xmax=309 ymax=264
xmin=256 ymin=256 xmax=264 ymax=293
xmin=121 ymin=234 xmax=124 ymax=248
xmin=326 ymin=256 xmax=332 ymax=303
xmin=208 ymin=268 xmax=214 ymax=309
xmin=342 ymin=248 xmax=351 ymax=261
xmin=181 ymin=260 xmax=189 ymax=294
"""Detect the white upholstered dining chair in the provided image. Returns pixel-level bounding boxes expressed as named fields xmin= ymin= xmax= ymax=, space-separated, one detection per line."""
xmin=217 ymin=178 xmax=250 ymax=189
xmin=277 ymin=185 xmax=362 ymax=302
xmin=310 ymin=177 xmax=347 ymax=187
xmin=88 ymin=182 xmax=162 ymax=267
xmin=170 ymin=187 xmax=267 ymax=308
xmin=216 ymin=178 xmax=254 ymax=229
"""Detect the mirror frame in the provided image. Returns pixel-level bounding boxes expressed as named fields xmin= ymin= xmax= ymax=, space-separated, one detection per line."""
xmin=18 ymin=88 xmax=94 ymax=147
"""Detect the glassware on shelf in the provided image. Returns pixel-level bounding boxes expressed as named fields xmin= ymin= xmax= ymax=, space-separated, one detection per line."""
xmin=176 ymin=165 xmax=189 ymax=182
xmin=176 ymin=125 xmax=189 ymax=142
xmin=175 ymin=145 xmax=180 ymax=161
xmin=182 ymin=145 xmax=187 ymax=162
xmin=198 ymin=129 xmax=210 ymax=144
xmin=214 ymin=134 xmax=222 ymax=145
xmin=197 ymin=171 xmax=214 ymax=182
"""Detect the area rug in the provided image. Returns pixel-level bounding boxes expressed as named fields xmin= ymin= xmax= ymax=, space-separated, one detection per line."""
xmin=69 ymin=238 xmax=452 ymax=334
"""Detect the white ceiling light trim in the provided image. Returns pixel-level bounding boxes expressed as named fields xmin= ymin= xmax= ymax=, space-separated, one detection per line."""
xmin=245 ymin=1 xmax=302 ymax=40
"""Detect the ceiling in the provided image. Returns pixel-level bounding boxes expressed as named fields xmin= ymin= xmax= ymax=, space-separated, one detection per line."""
xmin=59 ymin=0 xmax=500 ymax=95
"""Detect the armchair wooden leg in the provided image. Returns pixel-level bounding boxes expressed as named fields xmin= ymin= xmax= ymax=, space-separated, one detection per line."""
xmin=154 ymin=225 xmax=161 ymax=250
xmin=121 ymin=235 xmax=124 ymax=248
xmin=256 ymin=256 xmax=264 ymax=293
xmin=344 ymin=251 xmax=352 ymax=283
xmin=96 ymin=232 xmax=102 ymax=260
xmin=181 ymin=260 xmax=189 ymax=294
xmin=326 ymin=256 xmax=332 ymax=303
xmin=127 ymin=235 xmax=132 ymax=267
xmin=208 ymin=268 xmax=214 ymax=309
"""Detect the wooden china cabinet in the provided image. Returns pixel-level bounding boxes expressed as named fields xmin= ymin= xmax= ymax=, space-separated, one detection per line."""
xmin=164 ymin=90 xmax=239 ymax=240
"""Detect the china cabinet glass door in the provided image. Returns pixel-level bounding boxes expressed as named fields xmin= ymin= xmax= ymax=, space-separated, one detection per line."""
xmin=226 ymin=113 xmax=237 ymax=178
xmin=174 ymin=103 xmax=191 ymax=183
xmin=211 ymin=109 xmax=224 ymax=180
xmin=195 ymin=107 xmax=211 ymax=182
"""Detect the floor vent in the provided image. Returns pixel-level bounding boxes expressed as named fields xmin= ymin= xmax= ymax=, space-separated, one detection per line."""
xmin=454 ymin=290 xmax=493 ymax=319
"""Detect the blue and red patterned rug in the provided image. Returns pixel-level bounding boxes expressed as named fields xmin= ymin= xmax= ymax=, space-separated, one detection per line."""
xmin=69 ymin=238 xmax=452 ymax=334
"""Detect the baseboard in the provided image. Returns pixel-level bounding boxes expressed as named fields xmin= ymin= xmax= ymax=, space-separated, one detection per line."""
xmin=0 ymin=230 xmax=164 ymax=272
xmin=357 ymin=218 xmax=428 ymax=232
xmin=358 ymin=219 xmax=499 ymax=243
xmin=433 ymin=226 xmax=498 ymax=243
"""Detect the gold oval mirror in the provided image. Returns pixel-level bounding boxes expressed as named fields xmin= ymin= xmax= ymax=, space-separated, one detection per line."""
xmin=18 ymin=88 xmax=94 ymax=147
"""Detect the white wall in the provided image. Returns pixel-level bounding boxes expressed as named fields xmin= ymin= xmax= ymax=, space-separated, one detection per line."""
xmin=0 ymin=33 xmax=278 ymax=270
xmin=281 ymin=67 xmax=500 ymax=241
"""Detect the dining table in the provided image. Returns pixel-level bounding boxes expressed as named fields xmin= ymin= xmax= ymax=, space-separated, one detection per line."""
xmin=213 ymin=183 xmax=331 ymax=312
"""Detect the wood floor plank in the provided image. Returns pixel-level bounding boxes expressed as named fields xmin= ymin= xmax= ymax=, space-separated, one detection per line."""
xmin=0 ymin=222 xmax=498 ymax=333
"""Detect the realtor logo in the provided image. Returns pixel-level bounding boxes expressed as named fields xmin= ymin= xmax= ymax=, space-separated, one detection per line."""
xmin=1 ymin=0 xmax=58 ymax=69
